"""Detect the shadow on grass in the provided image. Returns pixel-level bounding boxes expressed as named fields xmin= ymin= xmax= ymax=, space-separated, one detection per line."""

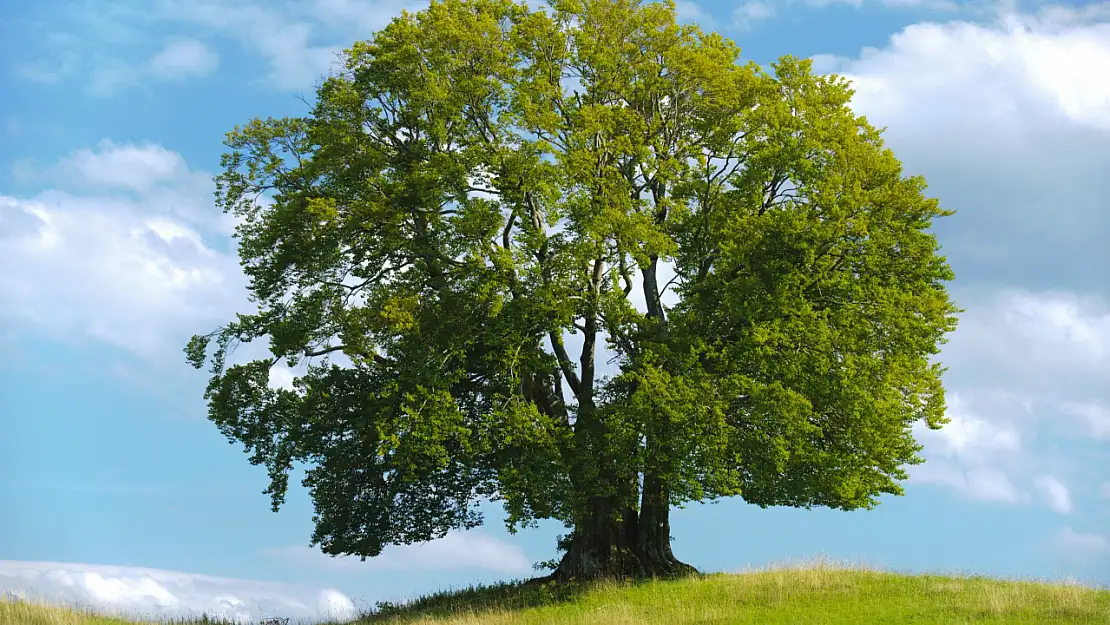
xmin=360 ymin=571 xmax=708 ymax=623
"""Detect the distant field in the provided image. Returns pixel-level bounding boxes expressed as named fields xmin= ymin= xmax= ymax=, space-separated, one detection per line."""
xmin=5 ymin=559 xmax=1109 ymax=624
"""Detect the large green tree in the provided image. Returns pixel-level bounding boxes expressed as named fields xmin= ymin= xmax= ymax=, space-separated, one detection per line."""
xmin=186 ymin=0 xmax=960 ymax=581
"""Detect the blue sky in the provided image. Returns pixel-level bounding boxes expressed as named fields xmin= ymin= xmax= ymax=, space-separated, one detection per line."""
xmin=1 ymin=0 xmax=1109 ymax=622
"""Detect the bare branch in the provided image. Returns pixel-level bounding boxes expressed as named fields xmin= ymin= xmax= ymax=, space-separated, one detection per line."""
xmin=618 ymin=251 xmax=634 ymax=297
xmin=660 ymin=271 xmax=681 ymax=298
xmin=549 ymin=331 xmax=582 ymax=398
xmin=304 ymin=345 xmax=347 ymax=358
xmin=466 ymin=185 xmax=501 ymax=196
xmin=501 ymin=209 xmax=518 ymax=250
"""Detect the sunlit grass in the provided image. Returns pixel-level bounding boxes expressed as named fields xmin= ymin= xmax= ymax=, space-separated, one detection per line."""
xmin=0 ymin=598 xmax=241 ymax=625
xmin=5 ymin=557 xmax=1110 ymax=624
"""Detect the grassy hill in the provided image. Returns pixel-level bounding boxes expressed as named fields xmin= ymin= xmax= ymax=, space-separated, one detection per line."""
xmin=4 ymin=560 xmax=1110 ymax=624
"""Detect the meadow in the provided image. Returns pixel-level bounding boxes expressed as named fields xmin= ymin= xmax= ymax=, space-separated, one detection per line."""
xmin=4 ymin=558 xmax=1110 ymax=624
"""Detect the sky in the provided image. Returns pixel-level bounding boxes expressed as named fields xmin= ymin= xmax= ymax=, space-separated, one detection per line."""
xmin=0 ymin=0 xmax=1108 ymax=622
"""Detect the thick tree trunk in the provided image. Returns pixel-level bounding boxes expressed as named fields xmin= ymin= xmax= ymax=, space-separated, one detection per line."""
xmin=551 ymin=495 xmax=641 ymax=580
xmin=636 ymin=471 xmax=698 ymax=577
xmin=550 ymin=473 xmax=698 ymax=581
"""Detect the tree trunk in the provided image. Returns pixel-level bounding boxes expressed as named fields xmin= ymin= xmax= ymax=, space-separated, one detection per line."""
xmin=550 ymin=474 xmax=698 ymax=581
xmin=551 ymin=495 xmax=640 ymax=580
xmin=636 ymin=471 xmax=698 ymax=577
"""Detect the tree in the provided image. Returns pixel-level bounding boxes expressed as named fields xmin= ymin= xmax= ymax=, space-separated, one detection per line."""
xmin=185 ymin=0 xmax=960 ymax=582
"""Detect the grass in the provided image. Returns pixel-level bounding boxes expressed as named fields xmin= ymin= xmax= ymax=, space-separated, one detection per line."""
xmin=5 ymin=557 xmax=1110 ymax=625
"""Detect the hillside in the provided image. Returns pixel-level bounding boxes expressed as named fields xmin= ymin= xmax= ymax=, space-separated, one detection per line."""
xmin=4 ymin=561 xmax=1109 ymax=624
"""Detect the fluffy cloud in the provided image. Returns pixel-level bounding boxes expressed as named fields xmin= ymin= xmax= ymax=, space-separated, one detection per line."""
xmin=151 ymin=0 xmax=434 ymax=91
xmin=915 ymin=393 xmax=1023 ymax=460
xmin=147 ymin=39 xmax=219 ymax=80
xmin=51 ymin=139 xmax=194 ymax=193
xmin=909 ymin=464 xmax=1027 ymax=503
xmin=939 ymin=291 xmax=1110 ymax=418
xmin=153 ymin=0 xmax=343 ymax=91
xmin=1057 ymin=527 xmax=1110 ymax=557
xmin=0 ymin=141 xmax=244 ymax=359
xmin=263 ymin=531 xmax=532 ymax=574
xmin=731 ymin=1 xmax=777 ymax=29
xmin=673 ymin=0 xmax=719 ymax=26
xmin=908 ymin=384 xmax=1027 ymax=503
xmin=821 ymin=6 xmax=1110 ymax=514
xmin=1059 ymin=402 xmax=1110 ymax=440
xmin=13 ymin=20 xmax=219 ymax=96
xmin=908 ymin=290 xmax=1109 ymax=508
xmin=908 ymin=391 xmax=1026 ymax=498
xmin=86 ymin=39 xmax=219 ymax=95
xmin=269 ymin=365 xmax=299 ymax=391
xmin=1034 ymin=475 xmax=1074 ymax=514
xmin=0 ymin=561 xmax=357 ymax=624
xmin=825 ymin=10 xmax=1110 ymax=293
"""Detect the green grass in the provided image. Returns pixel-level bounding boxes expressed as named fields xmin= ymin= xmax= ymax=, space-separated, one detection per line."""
xmin=5 ymin=558 xmax=1110 ymax=624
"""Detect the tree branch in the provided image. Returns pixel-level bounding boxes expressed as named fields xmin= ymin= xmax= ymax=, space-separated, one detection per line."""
xmin=304 ymin=345 xmax=347 ymax=358
xmin=549 ymin=331 xmax=582 ymax=398
xmin=579 ymin=257 xmax=605 ymax=395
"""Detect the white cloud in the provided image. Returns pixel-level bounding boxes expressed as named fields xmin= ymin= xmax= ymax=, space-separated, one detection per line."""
xmin=731 ymin=1 xmax=776 ymax=29
xmin=829 ymin=13 xmax=1110 ymax=293
xmin=87 ymin=39 xmax=219 ymax=95
xmin=905 ymin=291 xmax=1110 ymax=510
xmin=838 ymin=19 xmax=1110 ymax=132
xmin=155 ymin=0 xmax=345 ymax=91
xmin=53 ymin=140 xmax=189 ymax=193
xmin=915 ymin=393 xmax=1022 ymax=460
xmin=820 ymin=8 xmax=1110 ymax=518
xmin=1057 ymin=527 xmax=1110 ymax=556
xmin=0 ymin=561 xmax=357 ymax=624
xmin=908 ymin=391 xmax=1028 ymax=503
xmin=14 ymin=0 xmax=431 ymax=93
xmin=308 ymin=0 xmax=429 ymax=34
xmin=147 ymin=39 xmax=219 ymax=80
xmin=1058 ymin=401 xmax=1110 ymax=440
xmin=264 ymin=531 xmax=532 ymax=574
xmin=269 ymin=365 xmax=298 ymax=391
xmin=317 ymin=590 xmax=357 ymax=620
xmin=940 ymin=290 xmax=1110 ymax=420
xmin=998 ymin=294 xmax=1110 ymax=367
xmin=15 ymin=28 xmax=219 ymax=95
xmin=673 ymin=1 xmax=717 ymax=26
xmin=964 ymin=469 xmax=1025 ymax=503
xmin=1035 ymin=1 xmax=1110 ymax=25
xmin=910 ymin=464 xmax=1026 ymax=503
xmin=1034 ymin=475 xmax=1074 ymax=514
xmin=0 ymin=142 xmax=245 ymax=359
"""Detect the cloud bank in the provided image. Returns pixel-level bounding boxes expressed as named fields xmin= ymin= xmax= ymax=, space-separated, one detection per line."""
xmin=809 ymin=2 xmax=1110 ymax=521
xmin=0 ymin=561 xmax=358 ymax=624
xmin=0 ymin=141 xmax=245 ymax=359
xmin=263 ymin=531 xmax=533 ymax=575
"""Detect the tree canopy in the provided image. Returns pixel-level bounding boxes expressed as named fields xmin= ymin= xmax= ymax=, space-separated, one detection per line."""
xmin=185 ymin=0 xmax=960 ymax=580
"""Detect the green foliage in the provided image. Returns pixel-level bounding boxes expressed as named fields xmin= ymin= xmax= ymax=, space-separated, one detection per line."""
xmin=186 ymin=0 xmax=960 ymax=564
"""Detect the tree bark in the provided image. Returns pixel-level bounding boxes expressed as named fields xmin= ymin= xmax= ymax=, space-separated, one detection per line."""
xmin=550 ymin=474 xmax=698 ymax=582
xmin=636 ymin=471 xmax=698 ymax=577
